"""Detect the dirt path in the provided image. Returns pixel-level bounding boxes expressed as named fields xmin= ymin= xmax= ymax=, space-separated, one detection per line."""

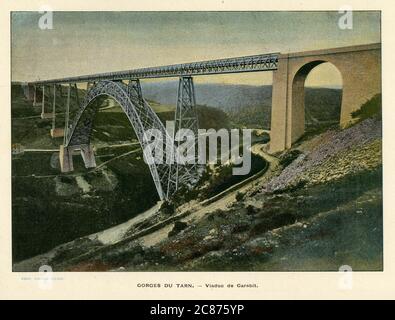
xmin=88 ymin=202 xmax=162 ymax=245
xmin=140 ymin=144 xmax=279 ymax=247
xmin=23 ymin=148 xmax=59 ymax=152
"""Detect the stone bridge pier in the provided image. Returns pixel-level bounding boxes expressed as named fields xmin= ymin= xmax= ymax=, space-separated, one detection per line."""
xmin=269 ymin=43 xmax=381 ymax=153
xmin=21 ymin=83 xmax=35 ymax=101
xmin=59 ymin=144 xmax=96 ymax=172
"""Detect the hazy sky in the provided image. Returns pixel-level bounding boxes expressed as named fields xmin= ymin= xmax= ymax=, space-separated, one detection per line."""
xmin=11 ymin=11 xmax=380 ymax=86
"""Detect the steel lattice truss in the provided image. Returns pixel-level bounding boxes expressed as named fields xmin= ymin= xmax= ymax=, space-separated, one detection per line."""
xmin=29 ymin=53 xmax=279 ymax=85
xmin=65 ymin=80 xmax=176 ymax=200
xmin=169 ymin=77 xmax=201 ymax=191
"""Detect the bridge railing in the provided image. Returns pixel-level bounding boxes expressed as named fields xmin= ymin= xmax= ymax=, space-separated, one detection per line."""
xmin=28 ymin=53 xmax=279 ymax=85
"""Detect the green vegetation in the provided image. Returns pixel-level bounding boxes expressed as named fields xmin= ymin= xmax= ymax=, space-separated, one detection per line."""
xmin=352 ymin=94 xmax=382 ymax=123
xmin=252 ymin=130 xmax=270 ymax=144
xmin=142 ymin=83 xmax=341 ymax=130
xmin=139 ymin=167 xmax=382 ymax=271
xmin=11 ymin=84 xmax=234 ymax=262
xmin=200 ymin=153 xmax=267 ymax=199
xmin=160 ymin=201 xmax=176 ymax=216
xmin=196 ymin=105 xmax=230 ymax=130
xmin=228 ymin=104 xmax=271 ymax=129
xmin=11 ymin=83 xmax=383 ymax=271
xmin=223 ymin=87 xmax=341 ymax=130
xmin=279 ymin=149 xmax=302 ymax=168
xmin=12 ymin=145 xmax=159 ymax=262
xmin=235 ymin=191 xmax=245 ymax=201
xmin=304 ymin=87 xmax=341 ymax=125
xmin=76 ymin=166 xmax=381 ymax=272
xmin=93 ymin=108 xmax=137 ymax=142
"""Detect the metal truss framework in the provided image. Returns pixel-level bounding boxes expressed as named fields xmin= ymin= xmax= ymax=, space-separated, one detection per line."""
xmin=41 ymin=85 xmax=46 ymax=115
xmin=65 ymin=80 xmax=176 ymax=200
xmin=63 ymin=83 xmax=81 ymax=144
xmin=51 ymin=84 xmax=56 ymax=129
xmin=29 ymin=53 xmax=279 ymax=86
xmin=27 ymin=52 xmax=279 ymax=200
xmin=168 ymin=77 xmax=201 ymax=191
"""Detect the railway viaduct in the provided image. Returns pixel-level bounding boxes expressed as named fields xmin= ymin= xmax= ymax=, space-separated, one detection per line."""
xmin=20 ymin=42 xmax=381 ymax=199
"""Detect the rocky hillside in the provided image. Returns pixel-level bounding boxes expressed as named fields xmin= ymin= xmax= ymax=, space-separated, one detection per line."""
xmin=264 ymin=117 xmax=381 ymax=192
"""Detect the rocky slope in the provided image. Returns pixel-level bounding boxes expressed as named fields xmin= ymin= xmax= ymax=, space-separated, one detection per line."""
xmin=264 ymin=118 xmax=381 ymax=193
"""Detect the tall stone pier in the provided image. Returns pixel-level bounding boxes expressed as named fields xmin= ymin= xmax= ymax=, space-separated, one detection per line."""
xmin=59 ymin=144 xmax=96 ymax=173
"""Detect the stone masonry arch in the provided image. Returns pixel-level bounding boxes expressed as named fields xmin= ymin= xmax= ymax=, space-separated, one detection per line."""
xmin=269 ymin=43 xmax=381 ymax=153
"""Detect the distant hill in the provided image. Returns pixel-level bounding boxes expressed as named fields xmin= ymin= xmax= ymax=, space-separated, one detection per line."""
xmin=141 ymin=81 xmax=342 ymax=129
xmin=142 ymin=82 xmax=272 ymax=111
xmin=12 ymin=82 xmax=341 ymax=133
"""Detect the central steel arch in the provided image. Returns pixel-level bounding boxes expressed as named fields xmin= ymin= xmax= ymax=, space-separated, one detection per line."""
xmin=28 ymin=50 xmax=282 ymax=200
xmin=64 ymin=80 xmax=177 ymax=200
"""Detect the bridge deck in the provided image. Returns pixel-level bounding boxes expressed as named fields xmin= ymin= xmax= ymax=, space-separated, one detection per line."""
xmin=29 ymin=53 xmax=279 ymax=85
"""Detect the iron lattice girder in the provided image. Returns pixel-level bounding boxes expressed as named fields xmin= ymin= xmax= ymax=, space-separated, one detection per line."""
xmin=29 ymin=53 xmax=279 ymax=85
xmin=170 ymin=76 xmax=200 ymax=191
xmin=63 ymin=83 xmax=82 ymax=145
xmin=65 ymin=80 xmax=176 ymax=200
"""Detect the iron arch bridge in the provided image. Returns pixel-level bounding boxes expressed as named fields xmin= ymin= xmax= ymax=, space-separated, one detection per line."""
xmin=21 ymin=44 xmax=382 ymax=199
xmin=65 ymin=79 xmax=177 ymax=200
xmin=24 ymin=52 xmax=279 ymax=201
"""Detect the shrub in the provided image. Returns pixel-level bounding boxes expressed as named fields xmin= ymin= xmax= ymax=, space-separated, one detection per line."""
xmin=351 ymin=94 xmax=382 ymax=122
xmin=168 ymin=221 xmax=188 ymax=237
xmin=161 ymin=201 xmax=175 ymax=215
xmin=272 ymin=179 xmax=307 ymax=194
xmin=261 ymin=132 xmax=271 ymax=144
xmin=235 ymin=191 xmax=245 ymax=201
xmin=250 ymin=212 xmax=296 ymax=236
xmin=246 ymin=205 xmax=256 ymax=215
xmin=200 ymin=154 xmax=267 ymax=199
xmin=279 ymin=149 xmax=302 ymax=168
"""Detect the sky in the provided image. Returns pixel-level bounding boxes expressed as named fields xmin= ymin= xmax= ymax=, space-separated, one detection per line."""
xmin=11 ymin=11 xmax=380 ymax=86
